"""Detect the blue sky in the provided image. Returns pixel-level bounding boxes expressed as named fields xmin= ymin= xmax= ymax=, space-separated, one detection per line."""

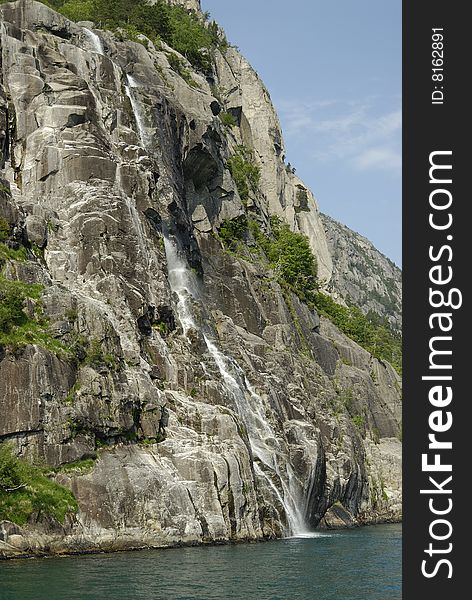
xmin=202 ymin=0 xmax=402 ymax=266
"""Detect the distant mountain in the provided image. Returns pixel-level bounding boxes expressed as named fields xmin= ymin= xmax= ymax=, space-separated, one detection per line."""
xmin=322 ymin=214 xmax=402 ymax=331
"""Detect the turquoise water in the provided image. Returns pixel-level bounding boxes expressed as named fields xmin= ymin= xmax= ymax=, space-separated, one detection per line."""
xmin=0 ymin=524 xmax=401 ymax=600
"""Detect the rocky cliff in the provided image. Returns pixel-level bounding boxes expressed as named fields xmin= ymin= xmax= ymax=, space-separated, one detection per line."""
xmin=322 ymin=213 xmax=402 ymax=331
xmin=0 ymin=0 xmax=401 ymax=558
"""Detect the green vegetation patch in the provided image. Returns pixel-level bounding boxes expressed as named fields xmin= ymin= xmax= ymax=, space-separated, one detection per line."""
xmin=52 ymin=458 xmax=97 ymax=475
xmin=0 ymin=443 xmax=78 ymax=525
xmin=226 ymin=146 xmax=261 ymax=205
xmin=351 ymin=414 xmax=365 ymax=430
xmin=0 ymin=218 xmax=11 ymax=242
xmin=218 ymin=215 xmax=317 ymax=301
xmin=0 ymin=276 xmax=65 ymax=354
xmin=44 ymin=0 xmax=228 ymax=73
xmin=217 ymin=215 xmax=249 ymax=249
xmin=295 ymin=186 xmax=309 ymax=212
xmin=262 ymin=217 xmax=318 ymax=302
xmin=217 ymin=214 xmax=401 ymax=373
xmin=0 ymin=243 xmax=28 ymax=263
xmin=84 ymin=338 xmax=117 ymax=370
xmin=152 ymin=321 xmax=169 ymax=337
xmin=64 ymin=381 xmax=81 ymax=405
xmin=166 ymin=52 xmax=200 ymax=87
xmin=219 ymin=111 xmax=237 ymax=128
xmin=313 ymin=292 xmax=402 ymax=374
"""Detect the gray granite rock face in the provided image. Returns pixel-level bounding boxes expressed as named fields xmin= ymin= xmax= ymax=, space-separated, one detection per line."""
xmin=322 ymin=213 xmax=402 ymax=330
xmin=173 ymin=0 xmax=201 ymax=11
xmin=0 ymin=1 xmax=401 ymax=557
xmin=213 ymin=48 xmax=333 ymax=283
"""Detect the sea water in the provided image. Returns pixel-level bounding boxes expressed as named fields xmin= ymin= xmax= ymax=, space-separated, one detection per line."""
xmin=0 ymin=524 xmax=401 ymax=599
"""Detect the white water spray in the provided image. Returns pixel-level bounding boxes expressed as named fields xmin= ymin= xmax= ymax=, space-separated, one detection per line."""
xmin=204 ymin=336 xmax=309 ymax=536
xmin=163 ymin=237 xmax=198 ymax=336
xmin=123 ymin=74 xmax=312 ymax=536
xmin=125 ymin=75 xmax=147 ymax=146
xmin=83 ymin=28 xmax=104 ymax=55
xmin=162 ymin=235 xmax=310 ymax=536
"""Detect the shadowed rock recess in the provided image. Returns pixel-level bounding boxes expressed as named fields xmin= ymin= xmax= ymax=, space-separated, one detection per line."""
xmin=0 ymin=0 xmax=401 ymax=557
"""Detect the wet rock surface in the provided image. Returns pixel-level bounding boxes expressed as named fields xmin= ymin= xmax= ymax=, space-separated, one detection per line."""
xmin=0 ymin=1 xmax=401 ymax=557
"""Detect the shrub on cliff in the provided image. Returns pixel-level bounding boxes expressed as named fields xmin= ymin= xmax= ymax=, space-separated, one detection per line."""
xmin=218 ymin=215 xmax=248 ymax=250
xmin=313 ymin=292 xmax=402 ymax=374
xmin=265 ymin=217 xmax=318 ymax=302
xmin=226 ymin=146 xmax=261 ymax=205
xmin=219 ymin=112 xmax=237 ymax=128
xmin=45 ymin=0 xmax=227 ymax=73
xmin=218 ymin=216 xmax=317 ymax=301
xmin=217 ymin=216 xmax=401 ymax=373
xmin=166 ymin=52 xmax=200 ymax=87
xmin=0 ymin=277 xmax=65 ymax=354
xmin=0 ymin=218 xmax=10 ymax=242
xmin=0 ymin=444 xmax=78 ymax=525
xmin=0 ymin=277 xmax=34 ymax=335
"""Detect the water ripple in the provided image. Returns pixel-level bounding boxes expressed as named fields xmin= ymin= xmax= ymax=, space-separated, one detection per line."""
xmin=0 ymin=524 xmax=401 ymax=600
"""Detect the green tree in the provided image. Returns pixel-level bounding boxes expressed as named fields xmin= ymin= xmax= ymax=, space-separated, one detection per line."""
xmin=47 ymin=0 xmax=224 ymax=72
xmin=0 ymin=277 xmax=28 ymax=334
xmin=266 ymin=218 xmax=318 ymax=301
xmin=57 ymin=0 xmax=94 ymax=21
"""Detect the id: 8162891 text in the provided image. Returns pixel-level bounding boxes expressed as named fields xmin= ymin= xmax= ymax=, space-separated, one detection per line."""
xmin=432 ymin=28 xmax=444 ymax=105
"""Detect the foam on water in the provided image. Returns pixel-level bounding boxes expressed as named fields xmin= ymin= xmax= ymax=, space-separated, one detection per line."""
xmin=288 ymin=531 xmax=335 ymax=539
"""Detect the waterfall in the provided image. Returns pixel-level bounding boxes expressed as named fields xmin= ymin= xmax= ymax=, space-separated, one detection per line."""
xmin=110 ymin=165 xmax=151 ymax=270
xmin=163 ymin=235 xmax=310 ymax=536
xmin=124 ymin=195 xmax=152 ymax=267
xmin=204 ymin=337 xmax=309 ymax=536
xmin=163 ymin=237 xmax=198 ymax=335
xmin=121 ymin=73 xmax=311 ymax=536
xmin=124 ymin=75 xmax=147 ymax=146
xmin=83 ymin=27 xmax=104 ymax=55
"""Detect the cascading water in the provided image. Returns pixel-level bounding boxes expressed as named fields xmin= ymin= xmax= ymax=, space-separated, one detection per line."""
xmin=204 ymin=337 xmax=309 ymax=536
xmin=122 ymin=75 xmax=312 ymax=537
xmin=113 ymin=165 xmax=152 ymax=270
xmin=163 ymin=235 xmax=310 ymax=536
xmin=124 ymin=75 xmax=147 ymax=146
xmin=163 ymin=237 xmax=198 ymax=336
xmin=83 ymin=27 xmax=104 ymax=55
